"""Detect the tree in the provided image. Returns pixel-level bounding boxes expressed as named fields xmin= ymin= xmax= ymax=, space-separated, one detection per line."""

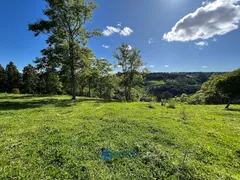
xmin=200 ymin=73 xmax=230 ymax=105
xmin=22 ymin=64 xmax=38 ymax=94
xmin=94 ymin=58 xmax=113 ymax=98
xmin=0 ymin=64 xmax=7 ymax=92
xmin=5 ymin=62 xmax=21 ymax=93
xmin=29 ymin=0 xmax=100 ymax=100
xmin=216 ymin=68 xmax=240 ymax=109
xmin=114 ymin=43 xmax=144 ymax=101
xmin=46 ymin=71 xmax=63 ymax=94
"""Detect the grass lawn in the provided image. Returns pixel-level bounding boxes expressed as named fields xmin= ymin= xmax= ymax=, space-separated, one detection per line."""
xmin=0 ymin=94 xmax=240 ymax=179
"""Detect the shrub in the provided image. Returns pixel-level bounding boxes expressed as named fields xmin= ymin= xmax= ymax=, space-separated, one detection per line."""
xmin=12 ymin=88 xmax=20 ymax=94
xmin=180 ymin=94 xmax=188 ymax=102
xmin=180 ymin=106 xmax=187 ymax=120
xmin=147 ymin=103 xmax=155 ymax=109
xmin=187 ymin=91 xmax=205 ymax=105
xmin=156 ymin=94 xmax=161 ymax=102
xmin=166 ymin=99 xmax=176 ymax=109
xmin=130 ymin=88 xmax=140 ymax=102
xmin=140 ymin=96 xmax=154 ymax=102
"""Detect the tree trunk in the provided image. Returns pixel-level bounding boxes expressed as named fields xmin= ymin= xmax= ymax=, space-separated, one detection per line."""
xmin=128 ymin=87 xmax=131 ymax=102
xmin=225 ymin=99 xmax=232 ymax=109
xmin=69 ymin=37 xmax=76 ymax=100
xmin=88 ymin=78 xmax=91 ymax=97
xmin=125 ymin=86 xmax=128 ymax=101
xmin=71 ymin=66 xmax=76 ymax=100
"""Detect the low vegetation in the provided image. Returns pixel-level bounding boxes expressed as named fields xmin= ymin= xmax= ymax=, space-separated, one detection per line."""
xmin=0 ymin=94 xmax=240 ymax=179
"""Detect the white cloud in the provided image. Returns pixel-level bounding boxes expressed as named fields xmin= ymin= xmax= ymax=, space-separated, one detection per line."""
xmin=102 ymin=26 xmax=120 ymax=36
xmin=120 ymin=27 xmax=134 ymax=36
xmin=213 ymin=37 xmax=217 ymax=41
xmin=202 ymin=65 xmax=208 ymax=68
xmin=163 ymin=0 xmax=240 ymax=42
xmin=142 ymin=65 xmax=146 ymax=68
xmin=165 ymin=65 xmax=169 ymax=68
xmin=117 ymin=65 xmax=121 ymax=68
xmin=195 ymin=41 xmax=208 ymax=46
xmin=149 ymin=65 xmax=154 ymax=68
xmin=202 ymin=1 xmax=210 ymax=6
xmin=102 ymin=26 xmax=133 ymax=36
xmin=102 ymin=45 xmax=110 ymax=49
xmin=127 ymin=45 xmax=132 ymax=50
xmin=117 ymin=22 xmax=122 ymax=27
xmin=148 ymin=38 xmax=154 ymax=44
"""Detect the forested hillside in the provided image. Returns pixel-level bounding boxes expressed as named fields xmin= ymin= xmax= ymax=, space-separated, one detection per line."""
xmin=145 ymin=72 xmax=224 ymax=97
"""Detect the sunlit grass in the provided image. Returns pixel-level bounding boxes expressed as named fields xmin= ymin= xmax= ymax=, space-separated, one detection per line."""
xmin=0 ymin=94 xmax=240 ymax=179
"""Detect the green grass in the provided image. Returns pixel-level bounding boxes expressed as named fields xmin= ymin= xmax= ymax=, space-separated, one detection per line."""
xmin=0 ymin=94 xmax=240 ymax=179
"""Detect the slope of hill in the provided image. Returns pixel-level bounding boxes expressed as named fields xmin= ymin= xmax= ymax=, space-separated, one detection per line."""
xmin=145 ymin=72 xmax=225 ymax=96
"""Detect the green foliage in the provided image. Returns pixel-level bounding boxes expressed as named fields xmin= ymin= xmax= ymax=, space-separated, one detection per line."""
xmin=166 ymin=99 xmax=176 ymax=109
xmin=145 ymin=72 xmax=213 ymax=97
xmin=0 ymin=64 xmax=7 ymax=92
xmin=5 ymin=61 xmax=21 ymax=93
xmin=11 ymin=88 xmax=20 ymax=94
xmin=215 ymin=68 xmax=240 ymax=108
xmin=114 ymin=43 xmax=144 ymax=101
xmin=180 ymin=93 xmax=189 ymax=102
xmin=22 ymin=64 xmax=38 ymax=94
xmin=201 ymin=74 xmax=227 ymax=104
xmin=156 ymin=94 xmax=162 ymax=102
xmin=197 ymin=69 xmax=240 ymax=108
xmin=29 ymin=0 xmax=100 ymax=100
xmin=180 ymin=105 xmax=187 ymax=120
xmin=187 ymin=91 xmax=205 ymax=105
xmin=47 ymin=72 xmax=63 ymax=94
xmin=0 ymin=94 xmax=240 ymax=179
xmin=160 ymin=91 xmax=173 ymax=100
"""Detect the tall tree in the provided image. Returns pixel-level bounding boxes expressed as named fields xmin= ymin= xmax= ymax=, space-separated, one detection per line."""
xmin=5 ymin=62 xmax=21 ymax=92
xmin=93 ymin=58 xmax=113 ymax=98
xmin=216 ymin=68 xmax=240 ymax=109
xmin=114 ymin=43 xmax=144 ymax=101
xmin=22 ymin=64 xmax=38 ymax=94
xmin=0 ymin=64 xmax=7 ymax=92
xmin=29 ymin=0 xmax=100 ymax=100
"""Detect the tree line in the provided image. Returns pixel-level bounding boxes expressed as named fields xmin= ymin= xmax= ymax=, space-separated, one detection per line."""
xmin=0 ymin=41 xmax=147 ymax=102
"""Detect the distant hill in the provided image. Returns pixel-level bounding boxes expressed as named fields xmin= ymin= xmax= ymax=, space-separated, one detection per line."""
xmin=145 ymin=72 xmax=226 ymax=96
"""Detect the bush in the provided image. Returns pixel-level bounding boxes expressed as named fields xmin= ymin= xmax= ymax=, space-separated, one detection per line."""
xmin=187 ymin=91 xmax=205 ymax=105
xmin=166 ymin=99 xmax=176 ymax=109
xmin=180 ymin=94 xmax=188 ymax=102
xmin=12 ymin=88 xmax=20 ymax=94
xmin=130 ymin=88 xmax=140 ymax=102
xmin=140 ymin=96 xmax=154 ymax=102
xmin=180 ymin=106 xmax=187 ymax=120
xmin=156 ymin=94 xmax=161 ymax=102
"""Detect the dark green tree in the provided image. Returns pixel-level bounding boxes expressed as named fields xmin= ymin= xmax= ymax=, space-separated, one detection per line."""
xmin=22 ymin=64 xmax=38 ymax=94
xmin=5 ymin=61 xmax=21 ymax=93
xmin=114 ymin=43 xmax=144 ymax=101
xmin=0 ymin=64 xmax=7 ymax=92
xmin=28 ymin=0 xmax=100 ymax=100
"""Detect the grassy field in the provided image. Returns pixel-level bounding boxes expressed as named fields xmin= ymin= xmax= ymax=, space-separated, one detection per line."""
xmin=0 ymin=94 xmax=240 ymax=179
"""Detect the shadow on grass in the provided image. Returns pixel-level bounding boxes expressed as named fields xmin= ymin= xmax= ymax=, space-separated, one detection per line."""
xmin=0 ymin=97 xmax=104 ymax=111
xmin=226 ymin=108 xmax=240 ymax=112
xmin=0 ymin=94 xmax=55 ymax=100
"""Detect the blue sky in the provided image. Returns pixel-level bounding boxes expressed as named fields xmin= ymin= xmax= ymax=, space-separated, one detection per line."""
xmin=0 ymin=0 xmax=240 ymax=72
